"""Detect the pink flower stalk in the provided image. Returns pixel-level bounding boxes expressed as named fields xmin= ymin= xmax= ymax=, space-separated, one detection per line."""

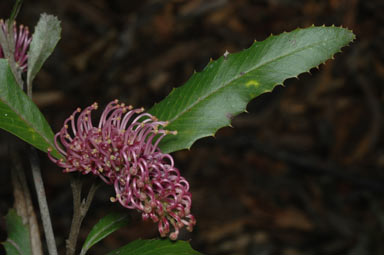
xmin=0 ymin=19 xmax=31 ymax=71
xmin=48 ymin=100 xmax=196 ymax=240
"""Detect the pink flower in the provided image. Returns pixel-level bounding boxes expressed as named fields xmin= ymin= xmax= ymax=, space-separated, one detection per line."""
xmin=0 ymin=19 xmax=31 ymax=71
xmin=48 ymin=100 xmax=196 ymax=240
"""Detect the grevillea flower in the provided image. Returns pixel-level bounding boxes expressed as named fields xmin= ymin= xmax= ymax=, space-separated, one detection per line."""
xmin=48 ymin=100 xmax=196 ymax=240
xmin=0 ymin=19 xmax=31 ymax=71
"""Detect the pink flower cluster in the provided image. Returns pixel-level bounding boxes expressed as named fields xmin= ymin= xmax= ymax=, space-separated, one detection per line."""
xmin=0 ymin=19 xmax=31 ymax=71
xmin=48 ymin=100 xmax=195 ymax=240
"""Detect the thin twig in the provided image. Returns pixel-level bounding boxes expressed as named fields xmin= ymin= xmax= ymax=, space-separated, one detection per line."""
xmin=24 ymin=42 xmax=58 ymax=254
xmin=13 ymin=18 xmax=61 ymax=254
xmin=66 ymin=176 xmax=100 ymax=255
xmin=29 ymin=148 xmax=58 ymax=255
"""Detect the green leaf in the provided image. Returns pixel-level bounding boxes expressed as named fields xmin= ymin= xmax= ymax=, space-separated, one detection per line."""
xmin=149 ymin=26 xmax=355 ymax=153
xmin=9 ymin=0 xmax=24 ymax=25
xmin=80 ymin=212 xmax=130 ymax=255
xmin=106 ymin=239 xmax=201 ymax=255
xmin=1 ymin=209 xmax=32 ymax=255
xmin=0 ymin=59 xmax=62 ymax=159
xmin=27 ymin=13 xmax=61 ymax=88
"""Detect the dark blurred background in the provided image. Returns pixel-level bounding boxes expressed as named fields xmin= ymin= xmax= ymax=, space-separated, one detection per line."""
xmin=1 ymin=0 xmax=384 ymax=254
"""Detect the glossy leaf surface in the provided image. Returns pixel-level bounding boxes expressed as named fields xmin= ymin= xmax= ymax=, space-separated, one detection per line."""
xmin=80 ymin=212 xmax=130 ymax=255
xmin=149 ymin=26 xmax=355 ymax=153
xmin=0 ymin=59 xmax=61 ymax=158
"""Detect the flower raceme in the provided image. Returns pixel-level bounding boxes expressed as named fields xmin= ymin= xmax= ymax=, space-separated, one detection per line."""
xmin=48 ymin=100 xmax=195 ymax=240
xmin=0 ymin=19 xmax=31 ymax=71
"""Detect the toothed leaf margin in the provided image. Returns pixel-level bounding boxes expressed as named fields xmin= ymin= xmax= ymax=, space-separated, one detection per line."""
xmin=149 ymin=26 xmax=355 ymax=153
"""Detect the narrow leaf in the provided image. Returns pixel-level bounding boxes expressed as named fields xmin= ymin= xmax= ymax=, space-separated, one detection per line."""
xmin=80 ymin=212 xmax=130 ymax=255
xmin=106 ymin=239 xmax=200 ymax=255
xmin=0 ymin=59 xmax=62 ymax=159
xmin=149 ymin=26 xmax=355 ymax=153
xmin=27 ymin=13 xmax=61 ymax=88
xmin=1 ymin=209 xmax=32 ymax=255
xmin=9 ymin=0 xmax=24 ymax=25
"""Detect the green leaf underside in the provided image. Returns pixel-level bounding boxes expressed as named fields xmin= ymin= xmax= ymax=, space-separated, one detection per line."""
xmin=1 ymin=209 xmax=32 ymax=255
xmin=27 ymin=13 xmax=61 ymax=87
xmin=0 ymin=59 xmax=61 ymax=158
xmin=106 ymin=239 xmax=201 ymax=255
xmin=149 ymin=26 xmax=355 ymax=153
xmin=80 ymin=212 xmax=130 ymax=255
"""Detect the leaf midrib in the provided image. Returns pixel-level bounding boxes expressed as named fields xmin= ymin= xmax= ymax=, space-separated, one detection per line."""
xmin=81 ymin=215 xmax=127 ymax=254
xmin=0 ymin=98 xmax=53 ymax=149
xmin=4 ymin=238 xmax=24 ymax=255
xmin=166 ymin=35 xmax=336 ymax=125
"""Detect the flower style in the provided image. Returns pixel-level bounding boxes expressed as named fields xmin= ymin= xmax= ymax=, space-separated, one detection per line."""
xmin=48 ymin=100 xmax=196 ymax=240
xmin=0 ymin=19 xmax=31 ymax=71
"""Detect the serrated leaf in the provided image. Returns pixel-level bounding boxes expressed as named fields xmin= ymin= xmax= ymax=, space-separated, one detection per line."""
xmin=106 ymin=239 xmax=201 ymax=255
xmin=80 ymin=212 xmax=130 ymax=255
xmin=27 ymin=13 xmax=61 ymax=87
xmin=149 ymin=26 xmax=355 ymax=153
xmin=1 ymin=209 xmax=32 ymax=255
xmin=0 ymin=59 xmax=62 ymax=159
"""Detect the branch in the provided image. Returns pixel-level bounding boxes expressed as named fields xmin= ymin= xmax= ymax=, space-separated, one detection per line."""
xmin=66 ymin=176 xmax=100 ymax=255
xmin=29 ymin=148 xmax=58 ymax=255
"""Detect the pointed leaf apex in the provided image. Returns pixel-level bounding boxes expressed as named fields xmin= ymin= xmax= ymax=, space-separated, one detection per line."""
xmin=148 ymin=26 xmax=355 ymax=153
